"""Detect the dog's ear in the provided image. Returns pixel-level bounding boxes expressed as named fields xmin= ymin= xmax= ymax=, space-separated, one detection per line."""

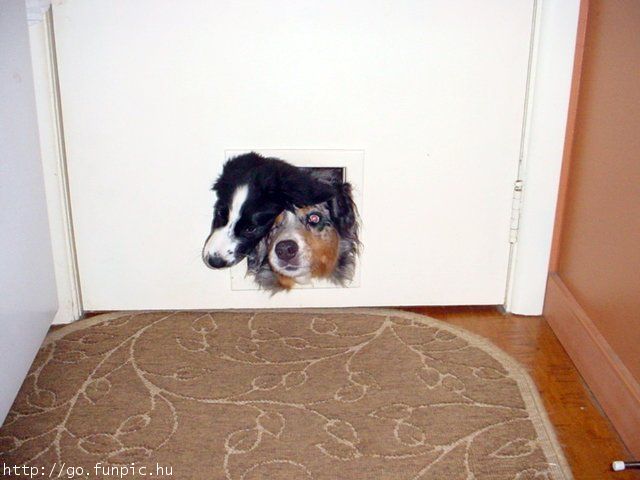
xmin=328 ymin=182 xmax=359 ymax=241
xmin=279 ymin=170 xmax=336 ymax=207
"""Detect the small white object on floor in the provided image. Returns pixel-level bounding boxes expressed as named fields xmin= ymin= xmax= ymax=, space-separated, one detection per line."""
xmin=612 ymin=461 xmax=626 ymax=471
xmin=612 ymin=460 xmax=640 ymax=471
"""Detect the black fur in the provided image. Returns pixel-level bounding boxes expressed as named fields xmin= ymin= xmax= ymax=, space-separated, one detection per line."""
xmin=328 ymin=182 xmax=359 ymax=243
xmin=203 ymin=152 xmax=336 ymax=267
xmin=212 ymin=153 xmax=336 ymax=212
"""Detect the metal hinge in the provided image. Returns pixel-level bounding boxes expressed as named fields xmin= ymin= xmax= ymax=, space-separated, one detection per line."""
xmin=509 ymin=180 xmax=524 ymax=244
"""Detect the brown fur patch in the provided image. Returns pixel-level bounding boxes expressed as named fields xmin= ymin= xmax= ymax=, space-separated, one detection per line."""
xmin=276 ymin=274 xmax=297 ymax=290
xmin=304 ymin=229 xmax=340 ymax=278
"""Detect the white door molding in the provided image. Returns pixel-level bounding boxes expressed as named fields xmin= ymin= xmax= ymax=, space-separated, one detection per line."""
xmin=29 ymin=10 xmax=83 ymax=324
xmin=506 ymin=0 xmax=581 ymax=315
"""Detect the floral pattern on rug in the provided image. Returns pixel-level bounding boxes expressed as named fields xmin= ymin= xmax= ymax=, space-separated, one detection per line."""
xmin=0 ymin=310 xmax=571 ymax=479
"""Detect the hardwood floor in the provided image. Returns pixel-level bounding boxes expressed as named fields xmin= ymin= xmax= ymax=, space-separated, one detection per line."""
xmin=74 ymin=306 xmax=638 ymax=479
xmin=403 ymin=306 xmax=639 ymax=480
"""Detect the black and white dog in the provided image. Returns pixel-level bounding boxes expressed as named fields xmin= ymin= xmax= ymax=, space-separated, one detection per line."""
xmin=202 ymin=153 xmax=334 ymax=269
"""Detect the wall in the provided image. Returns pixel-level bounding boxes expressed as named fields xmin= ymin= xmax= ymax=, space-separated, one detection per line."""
xmin=545 ymin=0 xmax=640 ymax=456
xmin=0 ymin=0 xmax=58 ymax=423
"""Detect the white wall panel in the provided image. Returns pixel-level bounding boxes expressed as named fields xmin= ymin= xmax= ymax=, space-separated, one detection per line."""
xmin=0 ymin=0 xmax=58 ymax=422
xmin=53 ymin=0 xmax=535 ymax=309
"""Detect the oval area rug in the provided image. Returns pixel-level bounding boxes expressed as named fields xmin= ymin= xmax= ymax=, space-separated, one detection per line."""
xmin=0 ymin=309 xmax=572 ymax=479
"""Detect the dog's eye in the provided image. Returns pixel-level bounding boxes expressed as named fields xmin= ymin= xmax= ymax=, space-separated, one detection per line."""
xmin=243 ymin=225 xmax=260 ymax=237
xmin=307 ymin=212 xmax=322 ymax=226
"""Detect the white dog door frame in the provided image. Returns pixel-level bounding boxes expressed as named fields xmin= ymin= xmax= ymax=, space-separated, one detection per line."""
xmin=226 ymin=149 xmax=364 ymax=291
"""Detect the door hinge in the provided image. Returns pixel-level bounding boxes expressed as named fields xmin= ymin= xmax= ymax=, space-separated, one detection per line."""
xmin=509 ymin=180 xmax=524 ymax=244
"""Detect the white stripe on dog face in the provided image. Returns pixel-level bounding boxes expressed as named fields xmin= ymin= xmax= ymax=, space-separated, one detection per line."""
xmin=267 ymin=210 xmax=311 ymax=281
xmin=202 ymin=184 xmax=249 ymax=263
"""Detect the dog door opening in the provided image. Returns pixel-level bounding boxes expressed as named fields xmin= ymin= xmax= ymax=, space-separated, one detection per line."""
xmin=227 ymin=149 xmax=363 ymax=292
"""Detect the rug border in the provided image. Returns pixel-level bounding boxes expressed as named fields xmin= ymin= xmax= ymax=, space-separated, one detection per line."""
xmin=44 ymin=307 xmax=573 ymax=479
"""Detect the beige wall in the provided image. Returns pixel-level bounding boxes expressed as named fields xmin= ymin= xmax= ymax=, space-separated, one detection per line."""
xmin=555 ymin=0 xmax=640 ymax=381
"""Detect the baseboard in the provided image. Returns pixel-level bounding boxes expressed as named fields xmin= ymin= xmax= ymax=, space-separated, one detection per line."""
xmin=544 ymin=273 xmax=640 ymax=457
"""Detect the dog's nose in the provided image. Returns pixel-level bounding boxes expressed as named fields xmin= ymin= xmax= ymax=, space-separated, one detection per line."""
xmin=275 ymin=240 xmax=298 ymax=261
xmin=205 ymin=255 xmax=227 ymax=269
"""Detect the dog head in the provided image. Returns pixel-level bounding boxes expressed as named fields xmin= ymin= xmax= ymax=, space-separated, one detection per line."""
xmin=202 ymin=153 xmax=335 ymax=269
xmin=248 ymin=181 xmax=360 ymax=291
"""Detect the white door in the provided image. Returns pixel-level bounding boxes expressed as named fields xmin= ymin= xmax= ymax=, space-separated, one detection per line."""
xmin=0 ymin=1 xmax=58 ymax=423
xmin=53 ymin=0 xmax=535 ymax=310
